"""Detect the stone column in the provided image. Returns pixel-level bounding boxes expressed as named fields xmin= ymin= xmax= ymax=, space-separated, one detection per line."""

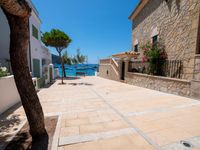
xmin=124 ymin=58 xmax=131 ymax=79
xmin=191 ymin=55 xmax=200 ymax=99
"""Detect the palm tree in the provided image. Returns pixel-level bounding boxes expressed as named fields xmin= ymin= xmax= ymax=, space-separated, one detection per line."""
xmin=62 ymin=51 xmax=72 ymax=66
xmin=0 ymin=0 xmax=48 ymax=147
xmin=74 ymin=49 xmax=86 ymax=64
xmin=42 ymin=29 xmax=72 ymax=84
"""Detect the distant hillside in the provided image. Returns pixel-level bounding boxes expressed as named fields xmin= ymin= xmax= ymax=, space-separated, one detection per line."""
xmin=52 ymin=54 xmax=60 ymax=64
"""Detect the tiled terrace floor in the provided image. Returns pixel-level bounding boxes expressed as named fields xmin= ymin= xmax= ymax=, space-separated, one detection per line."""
xmin=1 ymin=76 xmax=200 ymax=150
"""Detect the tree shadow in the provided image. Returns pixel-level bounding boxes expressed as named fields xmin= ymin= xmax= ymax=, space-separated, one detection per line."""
xmin=42 ymin=80 xmax=56 ymax=89
xmin=68 ymin=82 xmax=93 ymax=86
xmin=57 ymin=76 xmax=81 ymax=81
xmin=65 ymin=76 xmax=81 ymax=80
xmin=57 ymin=82 xmax=67 ymax=85
xmin=4 ymin=129 xmax=49 ymax=150
xmin=3 ymin=116 xmax=58 ymax=150
xmin=0 ymin=102 xmax=23 ymax=149
xmin=0 ymin=103 xmax=22 ymax=134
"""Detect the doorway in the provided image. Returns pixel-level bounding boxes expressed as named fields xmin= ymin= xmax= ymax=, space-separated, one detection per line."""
xmin=121 ymin=61 xmax=125 ymax=80
xmin=33 ymin=59 xmax=40 ymax=78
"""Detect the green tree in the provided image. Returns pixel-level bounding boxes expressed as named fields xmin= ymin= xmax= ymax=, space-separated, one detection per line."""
xmin=73 ymin=49 xmax=86 ymax=64
xmin=42 ymin=29 xmax=72 ymax=84
xmin=62 ymin=51 xmax=72 ymax=66
xmin=0 ymin=0 xmax=48 ymax=148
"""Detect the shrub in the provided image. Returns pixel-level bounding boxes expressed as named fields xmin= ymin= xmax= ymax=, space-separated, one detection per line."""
xmin=141 ymin=41 xmax=168 ymax=76
xmin=37 ymin=76 xmax=45 ymax=88
xmin=0 ymin=67 xmax=9 ymax=77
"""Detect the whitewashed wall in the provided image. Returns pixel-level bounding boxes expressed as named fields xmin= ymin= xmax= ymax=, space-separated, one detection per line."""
xmin=0 ymin=9 xmax=10 ymax=62
xmin=0 ymin=76 xmax=20 ymax=114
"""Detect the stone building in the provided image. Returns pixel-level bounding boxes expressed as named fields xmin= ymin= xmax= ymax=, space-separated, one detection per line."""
xmin=130 ymin=0 xmax=200 ymax=80
xmin=99 ymin=0 xmax=200 ymax=99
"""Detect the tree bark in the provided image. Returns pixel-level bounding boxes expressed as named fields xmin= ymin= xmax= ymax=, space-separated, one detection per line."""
xmin=62 ymin=57 xmax=67 ymax=78
xmin=0 ymin=0 xmax=30 ymax=17
xmin=2 ymin=7 xmax=47 ymax=140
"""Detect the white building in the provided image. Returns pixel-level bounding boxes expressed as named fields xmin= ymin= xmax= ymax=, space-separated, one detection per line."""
xmin=0 ymin=0 xmax=52 ymax=78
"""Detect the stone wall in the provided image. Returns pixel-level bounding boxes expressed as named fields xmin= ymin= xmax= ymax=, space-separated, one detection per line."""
xmin=192 ymin=55 xmax=200 ymax=99
xmin=126 ymin=72 xmax=191 ymax=97
xmin=191 ymin=80 xmax=200 ymax=98
xmin=132 ymin=0 xmax=200 ymax=80
xmin=98 ymin=64 xmax=120 ymax=81
xmin=194 ymin=55 xmax=200 ymax=80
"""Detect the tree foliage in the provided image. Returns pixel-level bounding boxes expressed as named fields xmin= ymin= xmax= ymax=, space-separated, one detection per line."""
xmin=62 ymin=49 xmax=87 ymax=66
xmin=73 ymin=49 xmax=86 ymax=64
xmin=62 ymin=51 xmax=72 ymax=65
xmin=42 ymin=29 xmax=72 ymax=83
xmin=41 ymin=29 xmax=72 ymax=53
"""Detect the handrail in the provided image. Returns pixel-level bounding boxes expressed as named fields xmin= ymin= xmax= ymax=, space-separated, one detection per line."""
xmin=110 ymin=58 xmax=119 ymax=72
xmin=99 ymin=58 xmax=120 ymax=77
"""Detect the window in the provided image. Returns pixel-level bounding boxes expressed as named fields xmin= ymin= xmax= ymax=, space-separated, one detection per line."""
xmin=32 ymin=25 xmax=38 ymax=40
xmin=152 ymin=35 xmax=158 ymax=46
xmin=42 ymin=59 xmax=46 ymax=66
xmin=134 ymin=44 xmax=138 ymax=52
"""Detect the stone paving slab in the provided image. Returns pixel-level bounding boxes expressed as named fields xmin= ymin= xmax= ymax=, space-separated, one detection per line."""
xmin=1 ymin=77 xmax=200 ymax=150
xmin=59 ymin=128 xmax=135 ymax=146
xmin=60 ymin=135 xmax=155 ymax=150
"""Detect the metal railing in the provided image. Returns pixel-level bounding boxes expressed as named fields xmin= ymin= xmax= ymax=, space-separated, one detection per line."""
xmin=128 ymin=60 xmax=183 ymax=79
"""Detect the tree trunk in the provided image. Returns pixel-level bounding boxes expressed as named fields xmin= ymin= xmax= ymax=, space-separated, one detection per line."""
xmin=59 ymin=52 xmax=64 ymax=84
xmin=62 ymin=57 xmax=67 ymax=78
xmin=3 ymin=9 xmax=48 ymax=140
xmin=0 ymin=0 xmax=30 ymax=17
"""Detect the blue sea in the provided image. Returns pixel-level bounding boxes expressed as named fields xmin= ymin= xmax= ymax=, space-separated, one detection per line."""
xmin=54 ymin=64 xmax=99 ymax=77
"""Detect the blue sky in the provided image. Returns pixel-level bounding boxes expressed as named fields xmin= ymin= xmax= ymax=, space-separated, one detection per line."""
xmin=32 ymin=0 xmax=140 ymax=64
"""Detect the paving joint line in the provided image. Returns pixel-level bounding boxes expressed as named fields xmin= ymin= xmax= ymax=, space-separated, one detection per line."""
xmin=125 ymin=101 xmax=200 ymax=117
xmin=88 ymin=87 xmax=161 ymax=150
xmin=59 ymin=128 xmax=134 ymax=146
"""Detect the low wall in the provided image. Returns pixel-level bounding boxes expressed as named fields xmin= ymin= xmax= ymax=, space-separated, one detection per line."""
xmin=191 ymin=80 xmax=200 ymax=99
xmin=0 ymin=75 xmax=20 ymax=114
xmin=98 ymin=64 xmax=120 ymax=81
xmin=126 ymin=72 xmax=191 ymax=97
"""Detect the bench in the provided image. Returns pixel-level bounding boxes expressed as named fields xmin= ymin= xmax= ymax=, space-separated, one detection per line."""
xmin=76 ymin=72 xmax=86 ymax=77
